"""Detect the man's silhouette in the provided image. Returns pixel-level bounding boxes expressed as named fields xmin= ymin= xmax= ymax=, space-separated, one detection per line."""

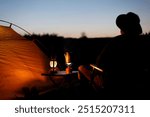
xmin=79 ymin=12 xmax=149 ymax=99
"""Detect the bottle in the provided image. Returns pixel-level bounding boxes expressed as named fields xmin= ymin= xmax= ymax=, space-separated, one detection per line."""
xmin=66 ymin=66 xmax=72 ymax=74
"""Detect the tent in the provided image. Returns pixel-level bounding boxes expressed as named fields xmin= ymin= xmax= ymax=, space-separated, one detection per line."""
xmin=0 ymin=25 xmax=50 ymax=99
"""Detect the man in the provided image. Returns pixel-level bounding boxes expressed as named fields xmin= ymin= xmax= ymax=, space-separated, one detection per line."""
xmin=78 ymin=12 xmax=148 ymax=99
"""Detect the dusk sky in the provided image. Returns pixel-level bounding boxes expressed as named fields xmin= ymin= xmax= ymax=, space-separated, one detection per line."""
xmin=0 ymin=0 xmax=150 ymax=38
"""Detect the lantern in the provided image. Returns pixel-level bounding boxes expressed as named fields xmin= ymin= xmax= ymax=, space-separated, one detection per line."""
xmin=49 ymin=57 xmax=57 ymax=73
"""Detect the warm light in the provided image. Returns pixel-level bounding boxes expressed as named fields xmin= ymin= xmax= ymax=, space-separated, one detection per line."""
xmin=90 ymin=64 xmax=103 ymax=72
xmin=49 ymin=57 xmax=58 ymax=73
xmin=64 ymin=51 xmax=72 ymax=74
xmin=49 ymin=60 xmax=57 ymax=68
xmin=64 ymin=51 xmax=71 ymax=65
xmin=66 ymin=62 xmax=72 ymax=66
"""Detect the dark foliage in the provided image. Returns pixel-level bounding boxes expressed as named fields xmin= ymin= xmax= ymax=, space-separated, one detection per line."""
xmin=24 ymin=34 xmax=150 ymax=70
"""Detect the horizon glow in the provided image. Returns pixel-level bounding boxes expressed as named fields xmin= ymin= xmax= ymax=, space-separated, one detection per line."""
xmin=0 ymin=0 xmax=150 ymax=38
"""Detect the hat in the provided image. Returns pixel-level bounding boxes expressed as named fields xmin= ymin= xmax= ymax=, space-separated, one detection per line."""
xmin=116 ymin=12 xmax=142 ymax=35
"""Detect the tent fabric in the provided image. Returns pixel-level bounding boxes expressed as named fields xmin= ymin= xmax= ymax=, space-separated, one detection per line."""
xmin=0 ymin=26 xmax=50 ymax=99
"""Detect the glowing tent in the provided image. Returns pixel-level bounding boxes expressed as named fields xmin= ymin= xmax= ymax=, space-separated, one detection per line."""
xmin=0 ymin=25 xmax=50 ymax=99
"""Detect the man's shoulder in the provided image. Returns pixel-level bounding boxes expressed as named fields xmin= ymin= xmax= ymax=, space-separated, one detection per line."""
xmin=108 ymin=35 xmax=125 ymax=45
xmin=114 ymin=34 xmax=142 ymax=40
xmin=113 ymin=35 xmax=127 ymax=40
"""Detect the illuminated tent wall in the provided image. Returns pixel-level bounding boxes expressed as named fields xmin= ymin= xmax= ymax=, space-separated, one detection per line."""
xmin=0 ymin=25 xmax=50 ymax=99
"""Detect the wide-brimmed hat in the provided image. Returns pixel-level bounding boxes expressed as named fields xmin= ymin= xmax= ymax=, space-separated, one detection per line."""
xmin=116 ymin=12 xmax=142 ymax=35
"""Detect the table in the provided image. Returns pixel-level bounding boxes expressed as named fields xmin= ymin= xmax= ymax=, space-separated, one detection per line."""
xmin=41 ymin=71 xmax=78 ymax=88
